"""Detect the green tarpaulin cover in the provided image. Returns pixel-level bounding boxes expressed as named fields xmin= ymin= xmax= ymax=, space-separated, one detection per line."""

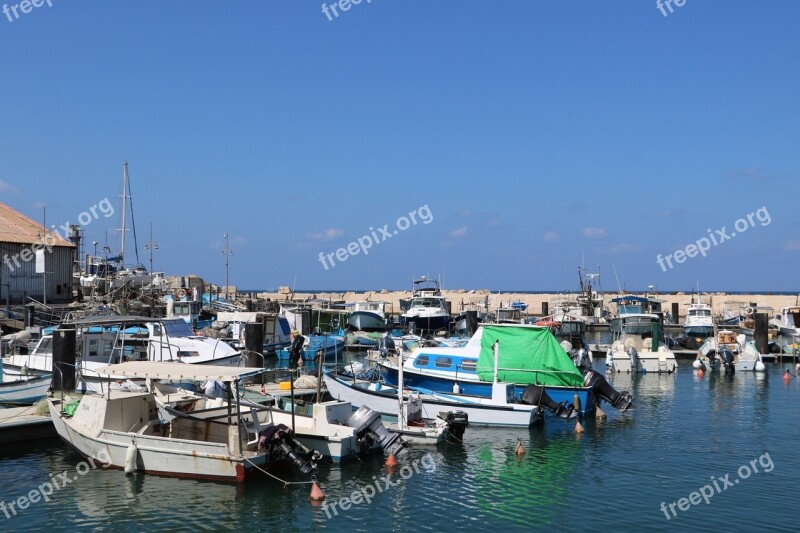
xmin=477 ymin=325 xmax=584 ymax=386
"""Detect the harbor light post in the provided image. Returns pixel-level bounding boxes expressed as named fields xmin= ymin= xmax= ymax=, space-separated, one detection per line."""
xmin=221 ymin=233 xmax=233 ymax=301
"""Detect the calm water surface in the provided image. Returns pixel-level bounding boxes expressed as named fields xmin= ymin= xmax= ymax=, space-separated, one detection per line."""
xmin=1 ymin=359 xmax=799 ymax=532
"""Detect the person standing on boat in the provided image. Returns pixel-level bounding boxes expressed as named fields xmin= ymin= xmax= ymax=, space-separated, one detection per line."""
xmin=289 ymin=329 xmax=305 ymax=369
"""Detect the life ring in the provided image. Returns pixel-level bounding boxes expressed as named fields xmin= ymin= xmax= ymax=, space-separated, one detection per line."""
xmin=745 ymin=307 xmax=754 ymax=316
xmin=177 ymin=289 xmax=187 ymax=299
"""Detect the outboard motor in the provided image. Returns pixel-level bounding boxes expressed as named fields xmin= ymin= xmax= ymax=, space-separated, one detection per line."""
xmin=378 ymin=334 xmax=396 ymax=357
xmin=439 ymin=410 xmax=469 ymax=442
xmin=347 ymin=406 xmax=407 ymax=457
xmin=519 ymin=384 xmax=575 ymax=419
xmin=583 ymin=370 xmax=634 ymax=412
xmin=257 ymin=424 xmax=318 ymax=475
xmin=720 ymin=348 xmax=735 ymax=374
xmin=627 ymin=346 xmax=639 ymax=370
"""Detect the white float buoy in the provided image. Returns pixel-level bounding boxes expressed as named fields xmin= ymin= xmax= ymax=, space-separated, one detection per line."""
xmin=452 ymin=382 xmax=461 ymax=394
xmin=755 ymin=360 xmax=766 ymax=372
xmin=124 ymin=443 xmax=138 ymax=475
xmin=692 ymin=359 xmax=702 ymax=370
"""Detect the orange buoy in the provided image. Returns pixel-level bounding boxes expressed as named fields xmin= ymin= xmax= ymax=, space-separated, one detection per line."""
xmin=385 ymin=452 xmax=398 ymax=468
xmin=783 ymin=369 xmax=791 ymax=383
xmin=514 ymin=439 xmax=526 ymax=456
xmin=697 ymin=368 xmax=704 ymax=378
xmin=574 ymin=420 xmax=585 ymax=434
xmin=310 ymin=479 xmax=326 ymax=501
xmin=595 ymin=406 xmax=607 ymax=420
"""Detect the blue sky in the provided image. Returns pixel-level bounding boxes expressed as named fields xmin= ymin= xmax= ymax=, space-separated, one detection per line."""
xmin=0 ymin=1 xmax=798 ymax=292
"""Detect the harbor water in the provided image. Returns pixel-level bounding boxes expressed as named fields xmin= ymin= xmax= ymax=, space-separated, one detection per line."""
xmin=1 ymin=356 xmax=798 ymax=532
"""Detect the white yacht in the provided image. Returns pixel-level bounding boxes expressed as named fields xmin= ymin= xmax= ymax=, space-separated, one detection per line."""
xmin=683 ymin=302 xmax=714 ymax=338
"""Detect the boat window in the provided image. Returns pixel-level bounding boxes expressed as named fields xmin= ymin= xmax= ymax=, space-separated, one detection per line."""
xmin=460 ymin=359 xmax=477 ymax=371
xmin=434 ymin=357 xmax=453 ymax=368
xmin=415 ymin=355 xmax=430 ymax=367
xmin=152 ymin=324 xmax=162 ymax=336
xmin=411 ymin=298 xmax=441 ymax=309
xmin=36 ymin=337 xmax=53 ymax=355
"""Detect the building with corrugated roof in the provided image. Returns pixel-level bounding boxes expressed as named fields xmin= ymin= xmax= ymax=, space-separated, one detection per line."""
xmin=0 ymin=202 xmax=76 ymax=304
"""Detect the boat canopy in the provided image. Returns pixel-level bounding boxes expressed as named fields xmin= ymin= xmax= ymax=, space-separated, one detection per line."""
xmin=96 ymin=361 xmax=265 ymax=381
xmin=476 ymin=325 xmax=584 ymax=387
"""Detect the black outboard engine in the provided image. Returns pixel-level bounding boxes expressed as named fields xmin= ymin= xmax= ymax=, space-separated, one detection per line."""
xmin=258 ymin=424 xmax=318 ymax=475
xmin=378 ymin=334 xmax=396 ymax=357
xmin=720 ymin=348 xmax=735 ymax=374
xmin=439 ymin=410 xmax=469 ymax=442
xmin=519 ymin=384 xmax=576 ymax=419
xmin=583 ymin=370 xmax=634 ymax=412
xmin=347 ymin=406 xmax=407 ymax=457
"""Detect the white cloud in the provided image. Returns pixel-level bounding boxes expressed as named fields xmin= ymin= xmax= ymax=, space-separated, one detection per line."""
xmin=582 ymin=227 xmax=607 ymax=239
xmin=451 ymin=226 xmax=467 ymax=238
xmin=542 ymin=231 xmax=559 ymax=242
xmin=0 ymin=180 xmax=17 ymax=193
xmin=307 ymin=228 xmax=344 ymax=241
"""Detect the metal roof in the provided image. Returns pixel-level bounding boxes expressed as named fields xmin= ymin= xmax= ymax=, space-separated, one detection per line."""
xmin=96 ymin=361 xmax=266 ymax=381
xmin=0 ymin=202 xmax=75 ymax=247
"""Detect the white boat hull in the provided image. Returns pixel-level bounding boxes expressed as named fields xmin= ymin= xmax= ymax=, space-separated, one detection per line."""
xmin=48 ymin=394 xmax=264 ymax=482
xmin=324 ymin=373 xmax=539 ymax=427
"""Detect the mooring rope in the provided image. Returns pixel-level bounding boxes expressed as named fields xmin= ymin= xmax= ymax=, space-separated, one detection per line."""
xmin=243 ymin=457 xmax=317 ymax=488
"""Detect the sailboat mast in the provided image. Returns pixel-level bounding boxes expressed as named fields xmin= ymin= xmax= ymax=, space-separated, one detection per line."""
xmin=120 ymin=161 xmax=128 ymax=267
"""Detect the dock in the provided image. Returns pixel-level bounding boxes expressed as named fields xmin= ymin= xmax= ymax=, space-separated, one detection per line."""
xmin=0 ymin=404 xmax=56 ymax=445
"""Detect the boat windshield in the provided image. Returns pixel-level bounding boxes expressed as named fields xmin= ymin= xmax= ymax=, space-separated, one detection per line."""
xmin=618 ymin=304 xmax=642 ymax=314
xmin=690 ymin=309 xmax=712 ymax=317
xmin=411 ymin=298 xmax=443 ymax=309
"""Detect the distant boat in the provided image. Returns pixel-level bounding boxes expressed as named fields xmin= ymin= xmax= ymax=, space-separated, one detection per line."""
xmin=683 ymin=302 xmax=714 ymax=338
xmin=772 ymin=305 xmax=800 ymax=337
xmin=607 ymin=314 xmax=677 ymax=374
xmin=609 ymin=293 xmax=666 ymax=334
xmin=693 ymin=331 xmax=765 ymax=374
xmin=348 ymin=301 xmax=390 ymax=331
xmin=400 ymin=276 xmax=451 ymax=333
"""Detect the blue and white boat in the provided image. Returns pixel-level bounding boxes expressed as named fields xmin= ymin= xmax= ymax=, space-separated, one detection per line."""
xmin=0 ymin=373 xmax=52 ymax=405
xmin=377 ymin=324 xmax=633 ymax=416
xmin=276 ymin=329 xmax=346 ymax=362
xmin=400 ymin=276 xmax=452 ymax=333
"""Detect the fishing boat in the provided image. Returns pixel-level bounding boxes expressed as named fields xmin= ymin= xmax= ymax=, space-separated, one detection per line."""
xmin=348 ymin=301 xmax=390 ymax=331
xmin=550 ymin=267 xmax=607 ymax=324
xmin=376 ymin=324 xmax=633 ymax=415
xmin=400 ymin=276 xmax=452 ymax=333
xmin=606 ymin=315 xmax=677 ymax=373
xmin=48 ymin=362 xmax=319 ymax=482
xmin=156 ymin=383 xmax=406 ymax=463
xmin=683 ymin=301 xmax=714 ymax=338
xmin=609 ymin=293 xmax=666 ymax=334
xmin=693 ymin=331 xmax=766 ymax=373
xmin=773 ymin=305 xmax=800 ymax=337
